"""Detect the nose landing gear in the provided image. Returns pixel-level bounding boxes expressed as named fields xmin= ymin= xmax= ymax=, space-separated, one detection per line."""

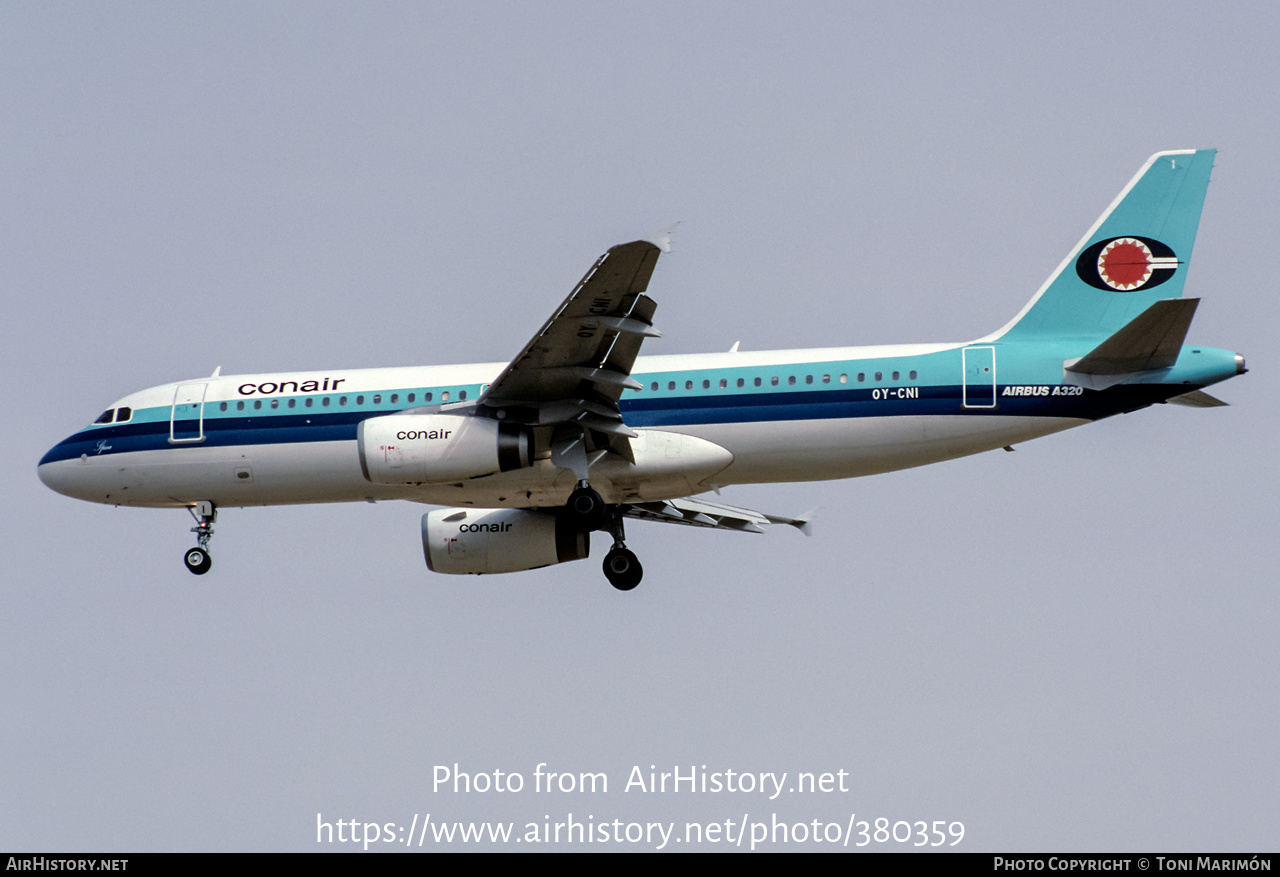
xmin=183 ymin=501 xmax=216 ymax=575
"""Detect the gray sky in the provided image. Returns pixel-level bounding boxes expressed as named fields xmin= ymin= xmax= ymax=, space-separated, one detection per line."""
xmin=5 ymin=1 xmax=1277 ymax=851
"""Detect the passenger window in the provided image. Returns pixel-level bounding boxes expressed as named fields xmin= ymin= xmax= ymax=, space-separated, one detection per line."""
xmin=805 ymin=375 xmax=813 ymax=384
xmin=441 ymin=391 xmax=450 ymax=402
xmin=288 ymin=398 xmax=296 ymax=408
xmin=237 ymin=401 xmax=245 ymax=411
xmin=685 ymin=380 xmax=693 ymax=390
xmin=668 ymin=381 xmax=676 ymax=391
xmin=754 ymin=377 xmax=762 ymax=387
xmin=702 ymin=380 xmax=710 ymax=390
xmin=356 ymin=395 xmax=365 ymax=405
xmin=875 ymin=372 xmax=883 ymax=381
xmin=408 ymin=393 xmax=416 ymax=403
xmin=822 ymin=374 xmax=831 ymax=384
xmin=737 ymin=378 xmax=745 ymax=388
xmin=373 ymin=395 xmax=381 ymax=404
xmin=788 ymin=376 xmax=796 ymax=385
xmin=219 ymin=402 xmax=228 ymax=412
xmin=95 ymin=409 xmax=114 ymax=424
xmin=322 ymin=397 xmax=331 ymax=407
xmin=909 ymin=370 xmax=917 ymax=380
xmin=305 ymin=397 xmax=314 ymax=408
xmin=719 ymin=378 xmax=727 ymax=389
xmin=339 ymin=396 xmax=348 ymax=406
xmin=841 ymin=374 xmax=850 ymax=383
xmin=892 ymin=371 xmax=900 ymax=381
xmin=650 ymin=382 xmax=658 ymax=391
xmin=424 ymin=392 xmax=432 ymax=402
xmin=271 ymin=398 xmax=279 ymax=409
xmin=857 ymin=373 xmax=865 ymax=382
xmin=771 ymin=376 xmax=779 ymax=386
xmin=390 ymin=394 xmax=398 ymax=403
xmin=459 ymin=390 xmax=467 ymax=401
xmin=254 ymin=400 xmax=262 ymax=410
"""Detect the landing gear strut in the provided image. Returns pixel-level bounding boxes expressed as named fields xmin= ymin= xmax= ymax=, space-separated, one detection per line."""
xmin=601 ymin=507 xmax=642 ymax=591
xmin=564 ymin=483 xmax=642 ymax=590
xmin=184 ymin=501 xmax=216 ymax=575
xmin=566 ymin=481 xmax=608 ymax=532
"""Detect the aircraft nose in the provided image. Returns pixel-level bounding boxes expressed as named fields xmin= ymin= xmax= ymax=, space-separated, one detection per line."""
xmin=38 ymin=445 xmax=95 ymax=501
xmin=1235 ymin=353 xmax=1248 ymax=375
xmin=38 ymin=454 xmax=76 ymax=498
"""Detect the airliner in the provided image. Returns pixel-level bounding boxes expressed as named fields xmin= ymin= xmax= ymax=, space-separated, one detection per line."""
xmin=38 ymin=149 xmax=1244 ymax=590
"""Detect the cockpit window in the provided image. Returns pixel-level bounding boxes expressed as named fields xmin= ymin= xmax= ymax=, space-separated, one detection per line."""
xmin=94 ymin=409 xmax=114 ymax=424
xmin=115 ymin=407 xmax=131 ymax=422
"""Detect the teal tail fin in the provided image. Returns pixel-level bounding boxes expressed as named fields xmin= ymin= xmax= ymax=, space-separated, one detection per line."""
xmin=991 ymin=149 xmax=1216 ymax=342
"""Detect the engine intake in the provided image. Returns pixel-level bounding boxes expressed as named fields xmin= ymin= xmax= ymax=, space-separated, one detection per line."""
xmin=358 ymin=414 xmax=530 ymax=484
xmin=422 ymin=508 xmax=590 ymax=574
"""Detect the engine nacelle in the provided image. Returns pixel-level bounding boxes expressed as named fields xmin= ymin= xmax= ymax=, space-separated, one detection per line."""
xmin=422 ymin=508 xmax=590 ymax=574
xmin=358 ymin=414 xmax=530 ymax=484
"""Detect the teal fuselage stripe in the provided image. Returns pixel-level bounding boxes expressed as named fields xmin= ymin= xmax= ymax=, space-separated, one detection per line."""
xmin=39 ymin=382 xmax=1178 ymax=466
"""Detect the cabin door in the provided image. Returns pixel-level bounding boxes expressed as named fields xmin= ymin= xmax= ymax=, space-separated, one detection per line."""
xmin=170 ymin=383 xmax=208 ymax=443
xmin=962 ymin=346 xmax=997 ymax=409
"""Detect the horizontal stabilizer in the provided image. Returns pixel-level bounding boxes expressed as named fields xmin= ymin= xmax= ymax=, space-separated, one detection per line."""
xmin=1064 ymin=298 xmax=1198 ymax=390
xmin=1069 ymin=298 xmax=1199 ymax=374
xmin=1167 ymin=389 xmax=1228 ymax=408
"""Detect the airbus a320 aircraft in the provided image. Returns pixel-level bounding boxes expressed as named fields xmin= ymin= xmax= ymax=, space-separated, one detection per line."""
xmin=39 ymin=150 xmax=1244 ymax=590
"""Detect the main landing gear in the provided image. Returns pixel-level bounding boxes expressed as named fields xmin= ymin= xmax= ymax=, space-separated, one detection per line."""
xmin=602 ymin=506 xmax=642 ymax=590
xmin=603 ymin=542 xmax=642 ymax=592
xmin=564 ymin=483 xmax=643 ymax=591
xmin=566 ymin=482 xmax=609 ymax=532
xmin=183 ymin=501 xmax=216 ymax=575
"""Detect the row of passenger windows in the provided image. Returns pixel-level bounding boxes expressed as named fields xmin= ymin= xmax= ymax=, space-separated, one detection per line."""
xmin=210 ymin=370 xmax=924 ymax=410
xmin=643 ymin=371 xmax=919 ymax=392
xmin=117 ymin=370 xmax=922 ymax=421
xmin=216 ymin=389 xmax=466 ymax=413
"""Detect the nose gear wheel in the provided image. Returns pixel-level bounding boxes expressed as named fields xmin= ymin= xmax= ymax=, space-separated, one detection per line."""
xmin=184 ymin=501 xmax=217 ymax=576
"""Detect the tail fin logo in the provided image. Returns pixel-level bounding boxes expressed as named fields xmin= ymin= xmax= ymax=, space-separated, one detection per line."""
xmin=1076 ymin=236 xmax=1179 ymax=292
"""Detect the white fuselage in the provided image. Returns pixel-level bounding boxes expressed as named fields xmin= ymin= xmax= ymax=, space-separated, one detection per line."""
xmin=38 ymin=343 xmax=1088 ymax=511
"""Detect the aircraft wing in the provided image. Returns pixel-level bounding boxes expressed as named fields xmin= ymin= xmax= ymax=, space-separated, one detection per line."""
xmin=475 ymin=239 xmax=665 ymax=464
xmin=622 ymin=496 xmax=814 ymax=536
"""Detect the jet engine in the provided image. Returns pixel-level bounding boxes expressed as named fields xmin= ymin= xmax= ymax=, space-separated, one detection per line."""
xmin=422 ymin=508 xmax=590 ymax=574
xmin=358 ymin=414 xmax=531 ymax=484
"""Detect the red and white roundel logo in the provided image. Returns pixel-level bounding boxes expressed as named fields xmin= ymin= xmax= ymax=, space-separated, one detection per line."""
xmin=1098 ymin=238 xmax=1158 ymax=290
xmin=1075 ymin=236 xmax=1179 ymax=292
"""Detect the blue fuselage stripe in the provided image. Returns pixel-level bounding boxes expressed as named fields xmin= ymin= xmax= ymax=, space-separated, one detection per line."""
xmin=39 ymin=382 xmax=1178 ymax=467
